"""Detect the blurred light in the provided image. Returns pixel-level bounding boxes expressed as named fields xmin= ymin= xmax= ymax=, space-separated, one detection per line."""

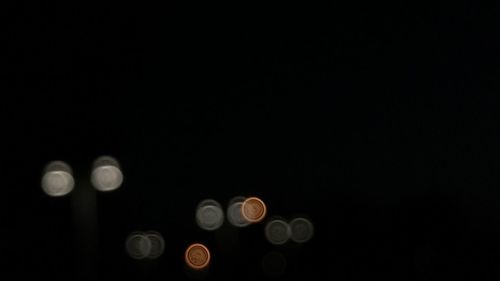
xmin=196 ymin=199 xmax=224 ymax=231
xmin=185 ymin=243 xmax=211 ymax=270
xmin=91 ymin=156 xmax=123 ymax=192
xmin=144 ymin=231 xmax=165 ymax=259
xmin=262 ymin=251 xmax=287 ymax=277
xmin=265 ymin=218 xmax=291 ymax=245
xmin=226 ymin=196 xmax=250 ymax=227
xmin=126 ymin=232 xmax=152 ymax=260
xmin=41 ymin=161 xmax=74 ymax=197
xmin=125 ymin=231 xmax=165 ymax=260
xmin=241 ymin=196 xmax=267 ymax=223
xmin=289 ymin=217 xmax=314 ymax=243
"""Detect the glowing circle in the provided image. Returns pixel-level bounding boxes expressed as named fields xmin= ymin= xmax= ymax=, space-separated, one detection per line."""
xmin=289 ymin=218 xmax=314 ymax=243
xmin=185 ymin=243 xmax=211 ymax=270
xmin=126 ymin=233 xmax=152 ymax=260
xmin=226 ymin=196 xmax=250 ymax=227
xmin=242 ymin=196 xmax=267 ymax=223
xmin=41 ymin=161 xmax=74 ymax=197
xmin=196 ymin=199 xmax=224 ymax=231
xmin=265 ymin=219 xmax=291 ymax=245
xmin=91 ymin=156 xmax=123 ymax=192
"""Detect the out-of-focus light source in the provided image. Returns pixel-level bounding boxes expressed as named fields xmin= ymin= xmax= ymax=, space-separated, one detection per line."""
xmin=91 ymin=156 xmax=123 ymax=192
xmin=289 ymin=217 xmax=314 ymax=243
xmin=126 ymin=232 xmax=152 ymax=260
xmin=41 ymin=161 xmax=74 ymax=197
xmin=262 ymin=251 xmax=287 ymax=277
xmin=241 ymin=196 xmax=267 ymax=223
xmin=125 ymin=231 xmax=165 ymax=260
xmin=265 ymin=218 xmax=291 ymax=245
xmin=226 ymin=196 xmax=250 ymax=228
xmin=185 ymin=243 xmax=211 ymax=270
xmin=144 ymin=231 xmax=165 ymax=259
xmin=196 ymin=199 xmax=224 ymax=231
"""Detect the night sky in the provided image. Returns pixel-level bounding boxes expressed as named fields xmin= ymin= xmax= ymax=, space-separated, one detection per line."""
xmin=3 ymin=2 xmax=499 ymax=280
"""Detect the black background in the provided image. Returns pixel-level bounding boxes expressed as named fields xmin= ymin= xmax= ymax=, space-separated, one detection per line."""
xmin=2 ymin=1 xmax=499 ymax=280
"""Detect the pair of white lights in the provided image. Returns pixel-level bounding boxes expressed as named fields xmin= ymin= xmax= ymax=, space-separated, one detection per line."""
xmin=125 ymin=231 xmax=165 ymax=260
xmin=264 ymin=217 xmax=314 ymax=245
xmin=41 ymin=156 xmax=123 ymax=197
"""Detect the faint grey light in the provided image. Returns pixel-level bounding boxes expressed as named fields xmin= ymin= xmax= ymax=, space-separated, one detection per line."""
xmin=196 ymin=199 xmax=224 ymax=231
xmin=91 ymin=156 xmax=123 ymax=192
xmin=144 ymin=231 xmax=165 ymax=260
xmin=290 ymin=217 xmax=314 ymax=243
xmin=41 ymin=161 xmax=75 ymax=197
xmin=226 ymin=196 xmax=250 ymax=228
xmin=126 ymin=232 xmax=152 ymax=260
xmin=265 ymin=218 xmax=291 ymax=245
xmin=262 ymin=251 xmax=287 ymax=277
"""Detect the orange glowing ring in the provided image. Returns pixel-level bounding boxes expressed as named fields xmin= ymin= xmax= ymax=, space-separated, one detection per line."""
xmin=185 ymin=243 xmax=211 ymax=270
xmin=242 ymin=196 xmax=267 ymax=223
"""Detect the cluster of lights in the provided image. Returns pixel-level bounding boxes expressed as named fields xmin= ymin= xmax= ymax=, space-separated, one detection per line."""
xmin=42 ymin=158 xmax=314 ymax=277
xmin=194 ymin=196 xmax=267 ymax=232
xmin=179 ymin=196 xmax=269 ymax=271
xmin=188 ymin=195 xmax=313 ymax=275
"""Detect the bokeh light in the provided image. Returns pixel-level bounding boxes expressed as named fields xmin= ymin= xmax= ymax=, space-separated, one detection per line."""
xmin=125 ymin=232 xmax=152 ymax=260
xmin=125 ymin=231 xmax=165 ymax=260
xmin=226 ymin=196 xmax=250 ymax=227
xmin=262 ymin=251 xmax=287 ymax=277
xmin=144 ymin=231 xmax=165 ymax=259
xmin=241 ymin=196 xmax=267 ymax=223
xmin=196 ymin=199 xmax=224 ymax=231
xmin=91 ymin=156 xmax=123 ymax=192
xmin=41 ymin=161 xmax=75 ymax=197
xmin=289 ymin=217 xmax=314 ymax=243
xmin=264 ymin=218 xmax=291 ymax=245
xmin=185 ymin=243 xmax=211 ymax=270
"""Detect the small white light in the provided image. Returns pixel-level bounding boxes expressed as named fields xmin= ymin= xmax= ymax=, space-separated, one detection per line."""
xmin=91 ymin=156 xmax=123 ymax=192
xmin=41 ymin=161 xmax=74 ymax=197
xmin=196 ymin=199 xmax=224 ymax=231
